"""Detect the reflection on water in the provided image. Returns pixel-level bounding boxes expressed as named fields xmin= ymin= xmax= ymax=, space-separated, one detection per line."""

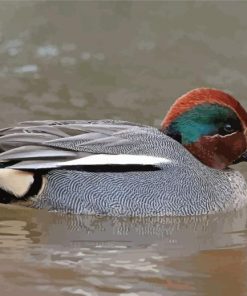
xmin=0 ymin=206 xmax=246 ymax=295
xmin=1 ymin=1 xmax=247 ymax=295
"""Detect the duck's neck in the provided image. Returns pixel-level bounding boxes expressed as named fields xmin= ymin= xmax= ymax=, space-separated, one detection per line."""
xmin=162 ymin=126 xmax=246 ymax=170
xmin=162 ymin=126 xmax=225 ymax=169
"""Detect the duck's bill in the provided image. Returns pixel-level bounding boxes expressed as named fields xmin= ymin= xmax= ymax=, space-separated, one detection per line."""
xmin=233 ymin=151 xmax=247 ymax=164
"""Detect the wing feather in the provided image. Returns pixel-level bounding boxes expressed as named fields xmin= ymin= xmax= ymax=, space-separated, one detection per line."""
xmin=0 ymin=120 xmax=177 ymax=170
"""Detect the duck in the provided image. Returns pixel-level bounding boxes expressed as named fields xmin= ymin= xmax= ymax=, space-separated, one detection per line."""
xmin=0 ymin=87 xmax=247 ymax=216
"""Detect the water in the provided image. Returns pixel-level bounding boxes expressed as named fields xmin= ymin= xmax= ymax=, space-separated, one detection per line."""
xmin=1 ymin=206 xmax=247 ymax=295
xmin=1 ymin=2 xmax=247 ymax=295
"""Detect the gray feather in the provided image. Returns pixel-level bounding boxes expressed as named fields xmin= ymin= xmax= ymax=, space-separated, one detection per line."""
xmin=8 ymin=160 xmax=69 ymax=170
xmin=0 ymin=133 xmax=59 ymax=151
xmin=0 ymin=120 xmax=164 ymax=170
xmin=0 ymin=145 xmax=78 ymax=161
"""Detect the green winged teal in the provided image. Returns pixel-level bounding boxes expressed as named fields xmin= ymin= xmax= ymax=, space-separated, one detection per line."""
xmin=0 ymin=88 xmax=247 ymax=216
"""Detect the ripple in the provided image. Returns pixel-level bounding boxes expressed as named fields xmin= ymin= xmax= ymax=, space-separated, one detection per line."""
xmin=37 ymin=45 xmax=59 ymax=58
xmin=61 ymin=287 xmax=96 ymax=295
xmin=14 ymin=64 xmax=38 ymax=74
xmin=60 ymin=56 xmax=77 ymax=66
xmin=80 ymin=52 xmax=91 ymax=60
xmin=2 ymin=39 xmax=23 ymax=56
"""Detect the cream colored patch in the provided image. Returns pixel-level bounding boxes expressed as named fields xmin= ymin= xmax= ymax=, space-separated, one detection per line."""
xmin=0 ymin=169 xmax=34 ymax=197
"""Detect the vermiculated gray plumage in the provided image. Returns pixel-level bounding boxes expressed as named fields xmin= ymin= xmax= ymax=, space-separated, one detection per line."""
xmin=0 ymin=120 xmax=247 ymax=216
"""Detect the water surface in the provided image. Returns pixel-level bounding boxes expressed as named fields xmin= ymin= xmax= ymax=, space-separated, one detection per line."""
xmin=1 ymin=205 xmax=247 ymax=296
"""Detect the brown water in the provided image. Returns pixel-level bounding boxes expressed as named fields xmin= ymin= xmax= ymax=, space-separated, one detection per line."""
xmin=1 ymin=2 xmax=247 ymax=295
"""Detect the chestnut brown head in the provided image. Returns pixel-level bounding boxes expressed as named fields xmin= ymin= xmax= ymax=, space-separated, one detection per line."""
xmin=162 ymin=88 xmax=247 ymax=169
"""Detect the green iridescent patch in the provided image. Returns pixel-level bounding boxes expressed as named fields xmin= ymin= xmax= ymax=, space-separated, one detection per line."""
xmin=169 ymin=103 xmax=240 ymax=144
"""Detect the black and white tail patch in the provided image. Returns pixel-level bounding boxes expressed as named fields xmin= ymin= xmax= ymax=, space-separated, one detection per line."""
xmin=0 ymin=169 xmax=43 ymax=203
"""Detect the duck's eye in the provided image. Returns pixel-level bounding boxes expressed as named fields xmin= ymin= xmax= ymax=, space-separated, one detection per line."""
xmin=218 ymin=120 xmax=240 ymax=136
xmin=223 ymin=123 xmax=234 ymax=133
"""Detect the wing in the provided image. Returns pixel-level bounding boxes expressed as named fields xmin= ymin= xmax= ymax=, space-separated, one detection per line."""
xmin=0 ymin=120 xmax=175 ymax=170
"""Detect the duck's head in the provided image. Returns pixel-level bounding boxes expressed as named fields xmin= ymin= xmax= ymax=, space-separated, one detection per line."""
xmin=162 ymin=88 xmax=247 ymax=169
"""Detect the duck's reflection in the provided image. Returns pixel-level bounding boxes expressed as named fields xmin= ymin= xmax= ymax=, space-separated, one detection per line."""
xmin=0 ymin=205 xmax=247 ymax=296
xmin=24 ymin=206 xmax=247 ymax=254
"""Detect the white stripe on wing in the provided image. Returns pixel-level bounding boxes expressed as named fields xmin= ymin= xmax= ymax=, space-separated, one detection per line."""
xmin=61 ymin=154 xmax=170 ymax=166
